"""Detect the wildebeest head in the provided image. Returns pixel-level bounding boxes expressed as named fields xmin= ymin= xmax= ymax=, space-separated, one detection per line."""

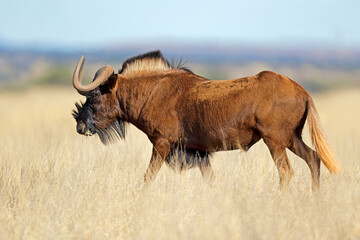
xmin=72 ymin=56 xmax=126 ymax=144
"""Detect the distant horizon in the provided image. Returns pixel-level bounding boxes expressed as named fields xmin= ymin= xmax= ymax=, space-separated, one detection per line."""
xmin=2 ymin=38 xmax=360 ymax=53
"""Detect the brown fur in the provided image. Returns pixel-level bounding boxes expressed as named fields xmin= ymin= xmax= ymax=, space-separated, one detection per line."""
xmin=74 ymin=52 xmax=341 ymax=190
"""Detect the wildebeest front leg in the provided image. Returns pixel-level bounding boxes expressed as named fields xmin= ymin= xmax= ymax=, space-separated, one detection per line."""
xmin=198 ymin=156 xmax=215 ymax=185
xmin=144 ymin=139 xmax=170 ymax=183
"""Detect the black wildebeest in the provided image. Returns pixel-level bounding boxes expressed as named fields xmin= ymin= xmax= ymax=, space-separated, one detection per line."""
xmin=72 ymin=51 xmax=341 ymax=191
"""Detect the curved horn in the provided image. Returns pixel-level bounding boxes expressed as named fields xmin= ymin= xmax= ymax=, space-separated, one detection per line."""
xmin=73 ymin=56 xmax=114 ymax=96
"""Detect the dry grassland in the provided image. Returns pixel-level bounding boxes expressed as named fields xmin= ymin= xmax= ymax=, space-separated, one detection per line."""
xmin=0 ymin=87 xmax=359 ymax=239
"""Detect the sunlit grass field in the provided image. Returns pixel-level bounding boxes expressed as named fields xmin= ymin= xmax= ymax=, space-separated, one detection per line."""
xmin=0 ymin=87 xmax=359 ymax=239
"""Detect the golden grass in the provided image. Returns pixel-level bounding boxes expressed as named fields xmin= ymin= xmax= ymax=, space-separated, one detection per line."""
xmin=0 ymin=87 xmax=359 ymax=240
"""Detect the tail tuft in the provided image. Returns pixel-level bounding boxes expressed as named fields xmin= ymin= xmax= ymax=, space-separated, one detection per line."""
xmin=307 ymin=99 xmax=341 ymax=174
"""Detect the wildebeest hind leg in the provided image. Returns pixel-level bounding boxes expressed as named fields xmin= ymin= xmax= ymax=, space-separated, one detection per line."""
xmin=198 ymin=156 xmax=215 ymax=185
xmin=288 ymin=135 xmax=320 ymax=191
xmin=144 ymin=139 xmax=170 ymax=183
xmin=264 ymin=140 xmax=294 ymax=190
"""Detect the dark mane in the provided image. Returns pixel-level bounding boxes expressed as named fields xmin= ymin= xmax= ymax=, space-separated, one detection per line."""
xmin=119 ymin=50 xmax=192 ymax=74
xmin=171 ymin=57 xmax=193 ymax=73
xmin=96 ymin=120 xmax=127 ymax=145
xmin=72 ymin=101 xmax=84 ymax=119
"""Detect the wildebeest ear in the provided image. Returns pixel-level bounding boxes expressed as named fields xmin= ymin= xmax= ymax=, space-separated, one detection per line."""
xmin=106 ymin=74 xmax=118 ymax=91
xmin=99 ymin=74 xmax=117 ymax=94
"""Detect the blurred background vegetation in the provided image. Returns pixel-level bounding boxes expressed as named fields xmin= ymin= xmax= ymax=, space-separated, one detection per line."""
xmin=1 ymin=45 xmax=359 ymax=93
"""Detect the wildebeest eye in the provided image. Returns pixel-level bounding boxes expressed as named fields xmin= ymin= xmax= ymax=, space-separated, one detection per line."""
xmin=86 ymin=90 xmax=99 ymax=100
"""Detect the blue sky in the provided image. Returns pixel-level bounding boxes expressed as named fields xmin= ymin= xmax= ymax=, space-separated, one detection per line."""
xmin=1 ymin=0 xmax=359 ymax=49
